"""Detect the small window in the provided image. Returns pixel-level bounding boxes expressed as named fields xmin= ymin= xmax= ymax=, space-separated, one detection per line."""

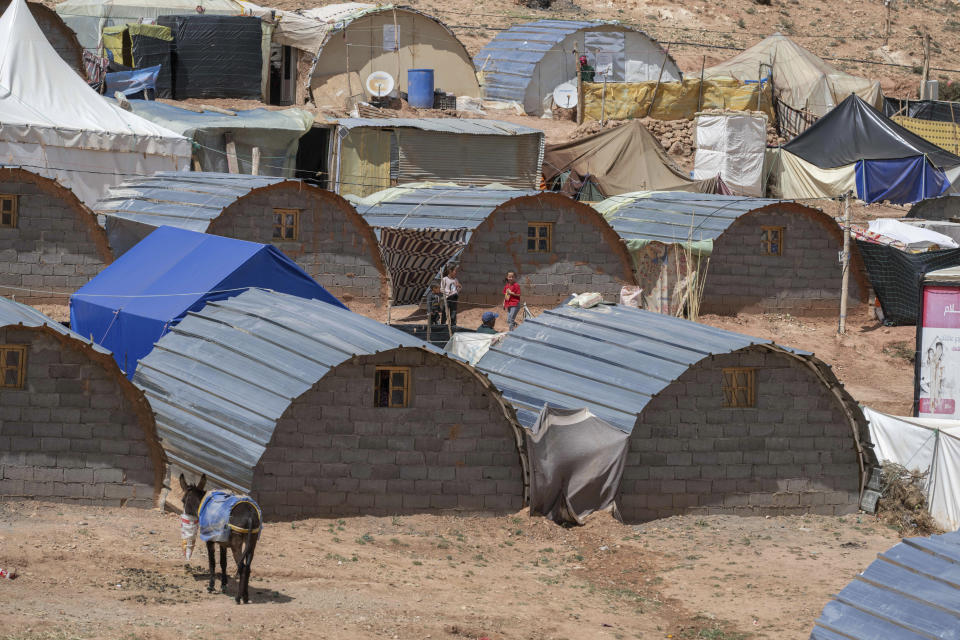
xmin=0 ymin=195 xmax=17 ymax=228
xmin=722 ymin=367 xmax=756 ymax=408
xmin=761 ymin=226 xmax=784 ymax=256
xmin=374 ymin=366 xmax=410 ymax=408
xmin=0 ymin=344 xmax=27 ymax=389
xmin=272 ymin=208 xmax=299 ymax=241
xmin=527 ymin=222 xmax=552 ymax=253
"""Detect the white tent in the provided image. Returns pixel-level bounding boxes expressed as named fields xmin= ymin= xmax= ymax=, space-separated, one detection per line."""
xmin=0 ymin=0 xmax=191 ymax=205
xmin=864 ymin=406 xmax=960 ymax=531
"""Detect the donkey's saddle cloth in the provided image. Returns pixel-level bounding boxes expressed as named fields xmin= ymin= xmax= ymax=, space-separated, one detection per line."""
xmin=197 ymin=491 xmax=262 ymax=543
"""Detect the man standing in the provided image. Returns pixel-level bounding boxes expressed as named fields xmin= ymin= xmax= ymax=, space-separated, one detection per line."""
xmin=578 ymin=55 xmax=595 ymax=82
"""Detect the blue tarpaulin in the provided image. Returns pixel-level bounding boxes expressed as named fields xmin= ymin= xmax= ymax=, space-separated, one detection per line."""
xmin=855 ymin=156 xmax=950 ymax=204
xmin=105 ymin=65 xmax=160 ymax=97
xmin=70 ymin=226 xmax=345 ymax=377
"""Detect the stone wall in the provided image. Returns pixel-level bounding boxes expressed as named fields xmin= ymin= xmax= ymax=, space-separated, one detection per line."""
xmin=457 ymin=195 xmax=635 ymax=306
xmin=618 ymin=347 xmax=862 ymax=522
xmin=700 ymin=205 xmax=867 ymax=315
xmin=206 ymin=184 xmax=387 ymax=305
xmin=251 ymin=349 xmax=525 ymax=519
xmin=0 ymin=328 xmax=160 ymax=506
xmin=0 ymin=169 xmax=111 ymax=305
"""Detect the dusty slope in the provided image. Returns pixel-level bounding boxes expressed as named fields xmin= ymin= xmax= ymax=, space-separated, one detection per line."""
xmin=0 ymin=500 xmax=903 ymax=640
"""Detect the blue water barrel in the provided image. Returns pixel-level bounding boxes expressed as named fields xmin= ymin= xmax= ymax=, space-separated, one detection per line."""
xmin=407 ymin=69 xmax=435 ymax=108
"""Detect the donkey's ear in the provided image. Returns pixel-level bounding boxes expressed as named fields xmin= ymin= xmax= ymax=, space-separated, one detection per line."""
xmin=179 ymin=473 xmax=189 ymax=492
xmin=197 ymin=474 xmax=207 ymax=492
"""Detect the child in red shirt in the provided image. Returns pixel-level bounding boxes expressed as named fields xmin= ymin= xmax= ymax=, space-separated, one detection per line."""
xmin=502 ymin=271 xmax=521 ymax=330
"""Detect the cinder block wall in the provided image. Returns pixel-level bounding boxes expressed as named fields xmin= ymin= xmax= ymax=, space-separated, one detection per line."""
xmin=457 ymin=196 xmax=636 ymax=306
xmin=252 ymin=349 xmax=525 ymax=519
xmin=206 ymin=185 xmax=387 ymax=305
xmin=0 ymin=328 xmax=159 ymax=506
xmin=700 ymin=206 xmax=866 ymax=316
xmin=0 ymin=170 xmax=111 ymax=305
xmin=0 ymin=2 xmax=83 ymax=74
xmin=618 ymin=348 xmax=862 ymax=522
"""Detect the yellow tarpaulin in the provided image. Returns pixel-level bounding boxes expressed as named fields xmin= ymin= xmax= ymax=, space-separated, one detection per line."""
xmin=582 ymin=78 xmax=774 ymax=122
xmin=893 ymin=115 xmax=960 ymax=155
xmin=338 ymin=128 xmax=391 ymax=198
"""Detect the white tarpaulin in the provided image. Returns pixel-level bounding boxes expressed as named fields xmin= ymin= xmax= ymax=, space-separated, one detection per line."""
xmin=864 ymin=406 xmax=960 ymax=531
xmin=868 ymin=219 xmax=959 ymax=250
xmin=444 ymin=331 xmax=504 ymax=366
xmin=693 ymin=112 xmax=766 ymax=196
xmin=769 ymin=148 xmax=857 ymax=200
xmin=1 ymin=0 xmax=191 ymax=204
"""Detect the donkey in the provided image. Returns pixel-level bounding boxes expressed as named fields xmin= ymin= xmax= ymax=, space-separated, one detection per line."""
xmin=179 ymin=473 xmax=261 ymax=604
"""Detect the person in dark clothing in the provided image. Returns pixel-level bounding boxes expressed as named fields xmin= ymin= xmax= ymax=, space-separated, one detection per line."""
xmin=476 ymin=311 xmax=499 ymax=334
xmin=426 ymin=282 xmax=443 ymax=326
xmin=579 ymin=55 xmax=595 ymax=82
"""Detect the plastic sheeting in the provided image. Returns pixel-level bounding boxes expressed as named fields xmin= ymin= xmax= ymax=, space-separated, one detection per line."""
xmin=526 ymin=406 xmax=629 ymax=525
xmin=855 ymin=157 xmax=951 ymax=205
xmin=884 ymin=97 xmax=960 ymax=123
xmin=105 ymin=65 xmax=159 ymax=96
xmin=784 ymin=94 xmax=960 ymax=170
xmin=70 ymin=226 xmax=345 ymax=377
xmin=867 ymin=219 xmax=959 ymax=250
xmin=864 ymin=407 xmax=960 ymax=531
xmin=703 ymin=33 xmax=881 ymax=117
xmin=444 ymin=331 xmax=503 ymax=366
xmin=582 ymin=77 xmax=774 ymax=122
xmin=892 ymin=115 xmax=960 ymax=155
xmin=768 ymin=149 xmax=857 ymax=200
xmin=156 ymin=14 xmax=262 ymax=99
xmin=693 ymin=112 xmax=766 ymax=197
xmin=0 ymin=0 xmax=191 ymax=205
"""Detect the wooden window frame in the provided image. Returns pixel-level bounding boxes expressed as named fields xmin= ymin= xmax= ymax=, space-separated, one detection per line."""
xmin=722 ymin=367 xmax=756 ymax=408
xmin=0 ymin=344 xmax=27 ymax=389
xmin=0 ymin=194 xmax=17 ymax=229
xmin=374 ymin=366 xmax=411 ymax=408
xmin=527 ymin=222 xmax=553 ymax=253
xmin=761 ymin=225 xmax=784 ymax=256
xmin=272 ymin=208 xmax=300 ymax=241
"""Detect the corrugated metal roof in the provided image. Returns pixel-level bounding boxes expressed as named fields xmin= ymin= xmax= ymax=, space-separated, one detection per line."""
xmin=925 ymin=265 xmax=960 ymax=282
xmin=354 ymin=184 xmax=540 ymax=231
xmin=94 ymin=171 xmax=287 ymax=233
xmin=472 ymin=303 xmax=801 ymax=431
xmin=475 ymin=20 xmax=677 ymax=105
xmin=810 ymin=529 xmax=960 ymax=639
xmin=337 ymin=118 xmax=543 ymax=137
xmin=133 ymin=288 xmax=439 ymax=492
xmin=594 ymin=191 xmax=787 ymax=244
xmin=0 ymin=296 xmax=109 ymax=355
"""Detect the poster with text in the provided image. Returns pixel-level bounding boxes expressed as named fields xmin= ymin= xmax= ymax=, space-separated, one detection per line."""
xmin=918 ymin=285 xmax=960 ymax=417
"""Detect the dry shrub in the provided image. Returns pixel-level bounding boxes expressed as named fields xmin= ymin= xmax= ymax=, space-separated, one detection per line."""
xmin=876 ymin=463 xmax=942 ymax=536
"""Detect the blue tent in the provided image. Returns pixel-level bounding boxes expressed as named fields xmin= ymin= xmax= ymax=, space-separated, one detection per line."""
xmin=70 ymin=226 xmax=345 ymax=377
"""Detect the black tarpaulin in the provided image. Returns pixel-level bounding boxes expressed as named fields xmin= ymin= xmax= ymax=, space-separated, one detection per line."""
xmin=784 ymin=94 xmax=960 ymax=170
xmin=856 ymin=239 xmax=960 ymax=325
xmin=130 ymin=32 xmax=172 ymax=99
xmin=157 ymin=15 xmax=262 ymax=99
xmin=884 ymin=97 xmax=960 ymax=123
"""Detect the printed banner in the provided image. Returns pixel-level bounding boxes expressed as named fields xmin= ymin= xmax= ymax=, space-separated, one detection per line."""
xmin=919 ymin=285 xmax=960 ymax=417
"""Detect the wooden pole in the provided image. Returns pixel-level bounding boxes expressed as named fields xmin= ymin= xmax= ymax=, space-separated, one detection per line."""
xmin=697 ymin=56 xmax=705 ymax=112
xmin=224 ymin=133 xmax=239 ymax=174
xmin=839 ymin=192 xmax=851 ymax=335
xmin=920 ymin=32 xmax=931 ymax=99
xmin=599 ymin=73 xmax=607 ymax=125
xmin=251 ymin=147 xmax=261 ymax=176
xmin=950 ymin=101 xmax=959 ymax=156
xmin=644 ymin=45 xmax=671 ymax=118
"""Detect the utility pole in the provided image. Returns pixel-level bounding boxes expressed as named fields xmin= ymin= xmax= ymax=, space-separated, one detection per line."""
xmin=838 ymin=192 xmax=851 ymax=335
xmin=920 ymin=32 xmax=931 ymax=99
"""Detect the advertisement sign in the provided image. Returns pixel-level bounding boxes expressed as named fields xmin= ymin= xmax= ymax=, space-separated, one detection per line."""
xmin=918 ymin=285 xmax=960 ymax=417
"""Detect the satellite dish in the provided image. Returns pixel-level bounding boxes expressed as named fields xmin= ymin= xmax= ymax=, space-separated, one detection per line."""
xmin=365 ymin=71 xmax=395 ymax=97
xmin=553 ymin=83 xmax=578 ymax=109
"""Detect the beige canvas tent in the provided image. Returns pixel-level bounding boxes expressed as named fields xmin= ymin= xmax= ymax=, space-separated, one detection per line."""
xmin=543 ymin=121 xmax=720 ymax=200
xmin=243 ymin=3 xmax=480 ymax=107
xmin=703 ymin=33 xmax=881 ymax=118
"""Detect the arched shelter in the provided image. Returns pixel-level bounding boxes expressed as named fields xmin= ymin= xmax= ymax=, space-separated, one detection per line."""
xmin=95 ymin=172 xmax=387 ymax=305
xmin=0 ymin=296 xmax=164 ymax=506
xmin=473 ymin=303 xmax=875 ymax=523
xmin=475 ymin=20 xmax=680 ymax=115
xmin=0 ymin=166 xmax=112 ymax=305
xmin=134 ymin=288 xmax=526 ymax=519
xmin=354 ymin=184 xmax=637 ymax=307
xmin=595 ymin=191 xmax=869 ymax=315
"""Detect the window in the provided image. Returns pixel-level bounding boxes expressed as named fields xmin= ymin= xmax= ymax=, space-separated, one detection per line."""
xmin=374 ymin=366 xmax=410 ymax=408
xmin=0 ymin=345 xmax=27 ymax=389
xmin=527 ymin=222 xmax=552 ymax=253
xmin=761 ymin=226 xmax=784 ymax=256
xmin=722 ymin=367 xmax=756 ymax=408
xmin=0 ymin=195 xmax=17 ymax=228
xmin=272 ymin=208 xmax=299 ymax=241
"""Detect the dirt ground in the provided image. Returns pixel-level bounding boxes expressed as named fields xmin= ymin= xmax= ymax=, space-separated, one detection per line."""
xmin=0 ymin=500 xmax=903 ymax=640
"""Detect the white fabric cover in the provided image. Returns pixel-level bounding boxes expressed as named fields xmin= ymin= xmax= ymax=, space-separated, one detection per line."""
xmin=693 ymin=113 xmax=766 ymax=196
xmin=444 ymin=331 xmax=504 ymax=366
xmin=770 ymin=149 xmax=857 ymax=200
xmin=864 ymin=406 xmax=960 ymax=531
xmin=1 ymin=0 xmax=191 ymax=204
xmin=868 ymin=219 xmax=960 ymax=249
